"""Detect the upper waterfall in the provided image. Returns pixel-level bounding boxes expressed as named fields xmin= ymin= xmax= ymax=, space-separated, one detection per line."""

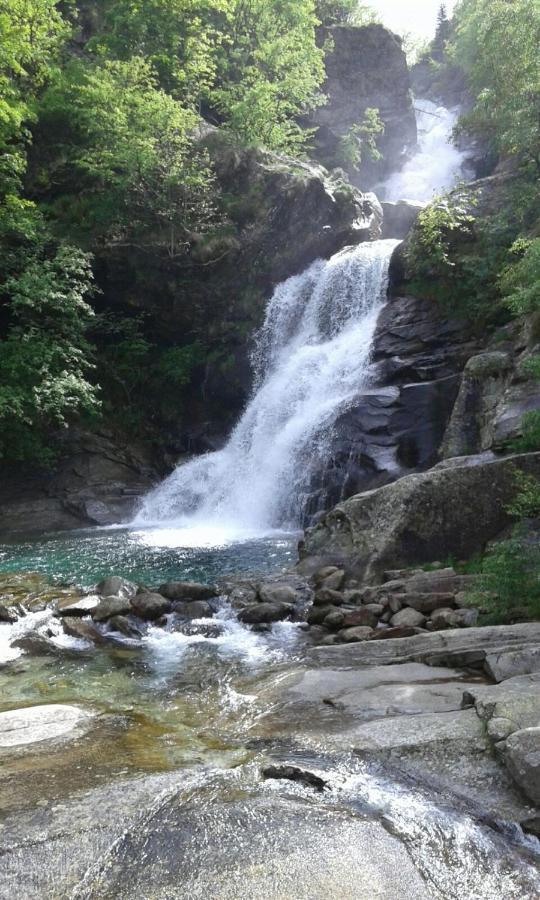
xmin=135 ymin=239 xmax=399 ymax=537
xmin=383 ymin=99 xmax=468 ymax=202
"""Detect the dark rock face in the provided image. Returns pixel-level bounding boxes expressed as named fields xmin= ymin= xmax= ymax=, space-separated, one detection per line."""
xmin=0 ymin=429 xmax=159 ymax=537
xmin=302 ymin=452 xmax=540 ymax=584
xmin=308 ymin=25 xmax=417 ymax=188
xmin=303 ymin=295 xmax=477 ymax=521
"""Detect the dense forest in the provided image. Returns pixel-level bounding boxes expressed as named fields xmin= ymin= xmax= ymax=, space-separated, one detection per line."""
xmin=0 ymin=0 xmax=538 ymax=467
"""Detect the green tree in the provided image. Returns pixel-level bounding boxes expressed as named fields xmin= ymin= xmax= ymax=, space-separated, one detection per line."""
xmin=315 ymin=1 xmax=377 ymax=26
xmin=451 ymin=0 xmax=540 ymax=167
xmin=0 ymin=245 xmax=99 ymax=462
xmin=38 ymin=57 xmax=218 ymax=253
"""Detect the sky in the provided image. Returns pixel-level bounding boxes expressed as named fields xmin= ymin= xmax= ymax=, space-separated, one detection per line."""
xmin=371 ymin=0 xmax=458 ymax=39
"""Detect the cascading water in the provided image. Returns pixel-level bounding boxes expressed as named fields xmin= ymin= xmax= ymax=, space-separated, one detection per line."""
xmin=383 ymin=98 xmax=469 ymax=202
xmin=135 ymin=239 xmax=399 ymax=536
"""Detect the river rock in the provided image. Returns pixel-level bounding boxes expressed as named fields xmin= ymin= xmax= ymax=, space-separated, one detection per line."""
xmin=56 ymin=594 xmax=101 ymax=617
xmin=302 ymin=452 xmax=540 ymax=582
xmin=370 ymin=626 xmax=417 ymax=641
xmin=503 ymin=728 xmax=540 ymax=805
xmin=257 ymin=584 xmax=299 ymax=606
xmin=404 ymin=593 xmax=457 ymax=614
xmin=172 ymin=600 xmax=213 ymax=619
xmin=0 ymin=704 xmax=94 ymax=748
xmin=484 ymin=647 xmax=540 ymax=683
xmin=323 ymin=610 xmax=346 ymax=630
xmin=307 ymin=604 xmax=341 ymax=626
xmin=342 ymin=608 xmax=379 ymax=629
xmin=390 ymin=608 xmax=426 ymax=629
xmin=92 ymin=596 xmax=133 ymax=622
xmin=62 ymin=617 xmax=103 ymax=644
xmin=313 ymin=588 xmax=345 ymax=607
xmin=238 ymin=602 xmax=293 ymax=625
xmin=130 ymin=592 xmax=171 ymax=621
xmin=96 ymin=576 xmax=137 ymax=600
xmin=159 ymin=581 xmax=218 ymax=602
xmin=319 ymin=570 xmax=345 ymax=591
xmin=382 ymin=200 xmax=425 ymax=239
xmin=337 ymin=626 xmax=375 ymax=643
xmin=0 ymin=602 xmax=17 ymax=623
xmin=107 ymin=615 xmax=143 ymax=639
xmin=431 ymin=608 xmax=479 ymax=630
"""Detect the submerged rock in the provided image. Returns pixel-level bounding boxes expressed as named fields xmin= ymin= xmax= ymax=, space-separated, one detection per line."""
xmin=0 ymin=704 xmax=94 ymax=748
xmin=261 ymin=765 xmax=328 ymax=792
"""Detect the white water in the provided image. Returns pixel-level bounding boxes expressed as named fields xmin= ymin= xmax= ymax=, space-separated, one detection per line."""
xmin=136 ymin=239 xmax=399 ymax=537
xmin=384 ymin=98 xmax=468 ymax=202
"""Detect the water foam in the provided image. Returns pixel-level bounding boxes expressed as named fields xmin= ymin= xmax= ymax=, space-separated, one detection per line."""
xmin=383 ymin=99 xmax=468 ymax=202
xmin=135 ymin=239 xmax=399 ymax=536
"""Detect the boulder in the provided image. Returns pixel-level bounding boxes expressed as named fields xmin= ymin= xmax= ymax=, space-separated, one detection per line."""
xmin=158 ymin=581 xmax=218 ymax=602
xmin=108 ymin=616 xmax=143 ymax=639
xmin=62 ymin=617 xmax=103 ymax=644
xmin=430 ymin=608 xmax=479 ymax=630
xmin=484 ymin=648 xmax=540 ymax=683
xmin=0 ymin=603 xmax=17 ymax=624
xmin=56 ymin=595 xmax=101 ymax=617
xmin=319 ymin=570 xmax=345 ymax=592
xmin=302 ymin=453 xmax=540 ymax=583
xmin=402 ymin=593 xmax=457 ymax=614
xmin=503 ymin=728 xmax=540 ymax=805
xmin=92 ymin=596 xmax=133 ymax=622
xmin=337 ymin=626 xmax=375 ymax=643
xmin=370 ymin=626 xmax=417 ymax=641
xmin=342 ymin=608 xmax=379 ymax=630
xmin=130 ymin=593 xmax=171 ymax=621
xmin=323 ymin=609 xmax=346 ymax=630
xmin=238 ymin=602 xmax=292 ymax=625
xmin=258 ymin=584 xmax=300 ymax=606
xmin=382 ymin=200 xmax=425 ymax=239
xmin=390 ymin=608 xmax=426 ymax=629
xmin=0 ymin=704 xmax=94 ymax=748
xmin=307 ymin=604 xmax=341 ymax=626
xmin=172 ymin=600 xmax=213 ymax=620
xmin=96 ymin=577 xmax=138 ymax=600
xmin=313 ymin=588 xmax=345 ymax=607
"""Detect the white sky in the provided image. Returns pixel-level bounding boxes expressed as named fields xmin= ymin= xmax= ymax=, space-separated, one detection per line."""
xmin=370 ymin=0 xmax=458 ymax=39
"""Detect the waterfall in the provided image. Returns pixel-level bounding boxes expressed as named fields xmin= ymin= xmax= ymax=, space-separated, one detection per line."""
xmin=135 ymin=239 xmax=399 ymax=538
xmin=383 ymin=99 xmax=469 ymax=202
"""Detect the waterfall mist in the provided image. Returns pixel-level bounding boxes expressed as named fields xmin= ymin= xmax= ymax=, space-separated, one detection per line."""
xmin=135 ymin=239 xmax=399 ymax=539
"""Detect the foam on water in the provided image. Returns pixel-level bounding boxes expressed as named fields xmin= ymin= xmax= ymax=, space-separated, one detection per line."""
xmin=135 ymin=240 xmax=399 ymax=537
xmin=383 ymin=99 xmax=469 ymax=202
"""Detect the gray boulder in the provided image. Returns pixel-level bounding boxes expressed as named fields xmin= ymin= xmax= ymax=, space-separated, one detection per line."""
xmin=503 ymin=728 xmax=540 ymax=805
xmin=484 ymin=647 xmax=540 ymax=683
xmin=172 ymin=600 xmax=213 ymax=619
xmin=258 ymin=583 xmax=300 ymax=606
xmin=96 ymin=576 xmax=137 ymax=600
xmin=390 ymin=608 xmax=426 ymax=629
xmin=159 ymin=581 xmax=218 ymax=602
xmin=337 ymin=626 xmax=375 ymax=643
xmin=62 ymin=617 xmax=103 ymax=644
xmin=131 ymin=592 xmax=171 ymax=621
xmin=382 ymin=200 xmax=425 ymax=239
xmin=302 ymin=452 xmax=540 ymax=583
xmin=0 ymin=603 xmax=17 ymax=623
xmin=92 ymin=596 xmax=132 ymax=622
xmin=0 ymin=704 xmax=94 ymax=748
xmin=238 ymin=602 xmax=292 ymax=625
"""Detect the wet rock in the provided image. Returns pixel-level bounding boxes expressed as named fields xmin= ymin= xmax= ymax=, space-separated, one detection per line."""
xmin=307 ymin=604 xmax=341 ymax=626
xmin=56 ymin=595 xmax=100 ymax=617
xmin=313 ymin=588 xmax=345 ymax=607
xmin=227 ymin=586 xmax=258 ymax=609
xmin=484 ymin=648 xmax=540 ymax=683
xmin=320 ymin=570 xmax=345 ymax=592
xmin=382 ymin=200 xmax=425 ymax=240
xmin=323 ymin=610 xmax=346 ymax=630
xmin=238 ymin=602 xmax=293 ymax=625
xmin=261 ymin=765 xmax=327 ymax=792
xmin=342 ymin=608 xmax=379 ymax=629
xmin=258 ymin=583 xmax=300 ymax=606
xmin=390 ymin=608 xmax=426 ymax=629
xmin=503 ymin=728 xmax=540 ymax=805
xmin=175 ymin=620 xmax=223 ymax=639
xmin=107 ymin=615 xmax=144 ymax=639
xmin=92 ymin=596 xmax=133 ymax=622
xmin=312 ymin=565 xmax=339 ymax=585
xmin=337 ymin=626 xmax=375 ymax=643
xmin=13 ymin=633 xmax=64 ymax=656
xmin=172 ymin=600 xmax=213 ymax=619
xmin=159 ymin=581 xmax=218 ymax=602
xmin=96 ymin=576 xmax=137 ymax=600
xmin=0 ymin=603 xmax=17 ymax=623
xmin=0 ymin=704 xmax=94 ymax=748
xmin=521 ymin=816 xmax=540 ymax=839
xmin=130 ymin=592 xmax=171 ymax=621
xmin=62 ymin=617 xmax=103 ymax=644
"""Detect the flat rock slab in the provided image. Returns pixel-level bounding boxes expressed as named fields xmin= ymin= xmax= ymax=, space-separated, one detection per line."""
xmin=349 ymin=709 xmax=487 ymax=754
xmin=309 ymin=622 xmax=540 ymax=668
xmin=284 ymin=662 xmax=476 ymax=720
xmin=0 ymin=704 xmax=94 ymax=749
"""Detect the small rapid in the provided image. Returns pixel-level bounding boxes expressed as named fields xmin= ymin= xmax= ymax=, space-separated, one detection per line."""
xmin=383 ymin=98 xmax=469 ymax=202
xmin=136 ymin=239 xmax=399 ymax=535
